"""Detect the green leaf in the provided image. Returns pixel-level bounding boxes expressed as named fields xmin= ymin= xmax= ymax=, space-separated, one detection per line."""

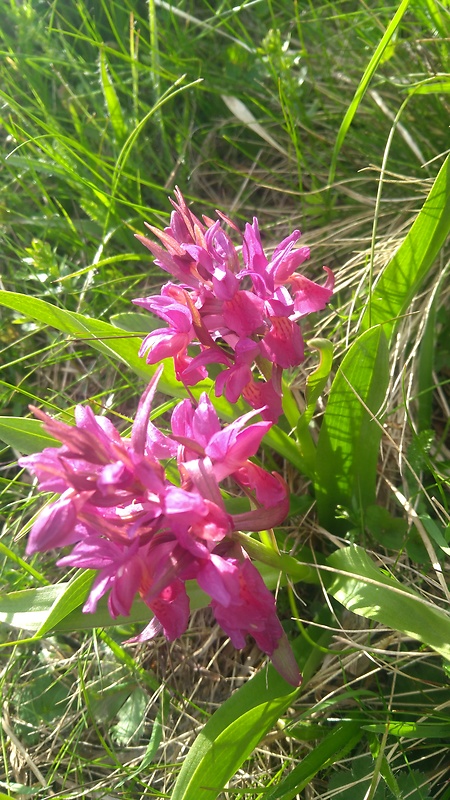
xmin=360 ymin=154 xmax=450 ymax=338
xmin=170 ymin=679 xmax=299 ymax=800
xmin=99 ymin=49 xmax=127 ymax=141
xmin=110 ymin=311 xmax=159 ymax=333
xmin=328 ymin=0 xmax=410 ymax=186
xmin=171 ymin=628 xmax=329 ymax=800
xmin=315 ymin=327 xmax=389 ymax=528
xmin=326 ymin=545 xmax=450 ymax=661
xmin=301 ymin=339 xmax=334 ymax=427
xmin=111 ymin=688 xmax=148 ymax=745
xmin=419 ymin=514 xmax=450 ymax=557
xmin=364 ymin=505 xmax=408 ymax=549
xmin=0 ymin=289 xmax=173 ymax=388
xmin=265 ymin=721 xmax=363 ymax=800
xmin=0 ymin=416 xmax=59 ymax=454
xmin=0 ymin=584 xmax=71 ymax=633
xmin=33 ymin=570 xmax=95 ymax=637
xmin=408 ymin=80 xmax=450 ymax=95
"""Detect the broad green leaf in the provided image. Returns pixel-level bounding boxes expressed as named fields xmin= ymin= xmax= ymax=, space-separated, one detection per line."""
xmin=34 ymin=570 xmax=95 ymax=637
xmin=0 ymin=416 xmax=58 ymax=454
xmin=171 ymin=629 xmax=329 ymax=800
xmin=110 ymin=311 xmax=158 ymax=333
xmin=326 ymin=545 xmax=450 ymax=661
xmin=0 ymin=289 xmax=172 ymax=388
xmin=315 ymin=327 xmax=389 ymax=527
xmin=328 ymin=0 xmax=410 ymax=186
xmin=99 ymin=49 xmax=127 ymax=141
xmin=173 ymin=690 xmax=299 ymax=800
xmin=0 ymin=585 xmax=68 ymax=633
xmin=0 ymin=563 xmax=282 ymax=638
xmin=264 ymin=721 xmax=363 ymax=800
xmin=171 ymin=618 xmax=331 ymax=800
xmin=0 ymin=291 xmax=304 ymax=469
xmin=360 ymin=154 xmax=450 ymax=338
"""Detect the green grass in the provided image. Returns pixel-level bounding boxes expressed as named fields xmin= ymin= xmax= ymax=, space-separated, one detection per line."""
xmin=1 ymin=1 xmax=449 ymax=798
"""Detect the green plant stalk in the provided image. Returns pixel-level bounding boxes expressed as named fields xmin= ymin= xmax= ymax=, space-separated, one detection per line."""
xmin=233 ymin=531 xmax=320 ymax=584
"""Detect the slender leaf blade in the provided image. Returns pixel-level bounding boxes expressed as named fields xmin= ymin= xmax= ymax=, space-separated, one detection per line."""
xmin=99 ymin=49 xmax=127 ymax=141
xmin=265 ymin=721 xmax=363 ymax=800
xmin=328 ymin=0 xmax=410 ymax=185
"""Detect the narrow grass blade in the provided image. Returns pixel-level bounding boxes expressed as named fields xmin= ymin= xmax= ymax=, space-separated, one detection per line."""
xmin=264 ymin=721 xmax=363 ymax=800
xmin=99 ymin=49 xmax=127 ymax=142
xmin=327 ymin=545 xmax=450 ymax=661
xmin=315 ymin=326 xmax=389 ymax=528
xmin=328 ymin=0 xmax=410 ymax=186
xmin=363 ymin=722 xmax=450 ymax=739
xmin=360 ymin=153 xmax=450 ymax=337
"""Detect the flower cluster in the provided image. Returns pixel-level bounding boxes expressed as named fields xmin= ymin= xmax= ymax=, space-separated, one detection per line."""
xmin=20 ymin=367 xmax=300 ymax=685
xmin=134 ymin=188 xmax=334 ymax=422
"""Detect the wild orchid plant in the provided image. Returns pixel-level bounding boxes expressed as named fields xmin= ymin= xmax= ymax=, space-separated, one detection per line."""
xmin=20 ymin=190 xmax=334 ymax=686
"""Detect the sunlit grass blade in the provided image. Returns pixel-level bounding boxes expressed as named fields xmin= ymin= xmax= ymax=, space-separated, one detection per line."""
xmin=360 ymin=153 xmax=450 ymax=336
xmin=264 ymin=721 xmax=363 ymax=800
xmin=99 ymin=49 xmax=127 ymax=142
xmin=328 ymin=0 xmax=411 ymax=187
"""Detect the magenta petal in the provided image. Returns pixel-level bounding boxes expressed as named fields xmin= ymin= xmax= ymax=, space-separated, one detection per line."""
xmin=222 ymin=290 xmax=264 ymax=337
xmin=215 ymin=362 xmax=252 ymax=404
xmin=148 ymin=580 xmax=190 ymax=641
xmin=131 ymin=365 xmax=164 ymax=455
xmin=26 ymin=494 xmax=80 ymax=554
xmin=196 ymin=554 xmax=235 ymax=606
xmin=108 ymin=557 xmax=143 ymax=617
xmin=125 ymin=617 xmax=162 ymax=643
xmin=261 ymin=318 xmax=304 ymax=368
xmin=83 ymin=571 xmax=114 ymax=613
xmin=292 ymin=267 xmax=335 ymax=316
xmin=19 ymin=449 xmax=68 ymax=493
xmin=207 ymin=420 xmax=271 ymax=482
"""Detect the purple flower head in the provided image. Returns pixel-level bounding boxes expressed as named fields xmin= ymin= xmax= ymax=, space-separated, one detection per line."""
xmin=20 ymin=374 xmax=299 ymax=684
xmin=134 ymin=190 xmax=334 ymax=422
